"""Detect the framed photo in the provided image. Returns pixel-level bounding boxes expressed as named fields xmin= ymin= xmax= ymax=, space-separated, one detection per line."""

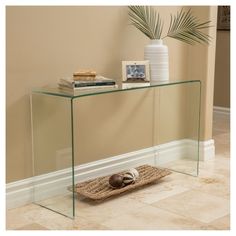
xmin=217 ymin=6 xmax=230 ymax=30
xmin=122 ymin=61 xmax=150 ymax=82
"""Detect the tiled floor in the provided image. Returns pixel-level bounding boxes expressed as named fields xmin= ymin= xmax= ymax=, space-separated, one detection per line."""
xmin=6 ymin=112 xmax=230 ymax=230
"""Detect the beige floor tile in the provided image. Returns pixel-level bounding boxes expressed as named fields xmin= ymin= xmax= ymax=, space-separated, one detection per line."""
xmin=31 ymin=208 xmax=109 ymax=230
xmin=72 ymin=217 xmax=111 ymax=230
xmin=101 ymin=205 xmax=213 ymax=230
xmin=199 ymin=156 xmax=230 ymax=173
xmin=175 ymin=159 xmax=231 ymax=199
xmin=16 ymin=204 xmax=108 ymax=230
xmin=194 ymin=174 xmax=230 ymax=199
xmin=198 ymin=158 xmax=230 ymax=182
xmin=165 ymin=168 xmax=230 ymax=199
xmin=207 ymin=214 xmax=230 ymax=230
xmin=15 ymin=223 xmax=48 ymax=230
xmin=152 ymin=189 xmax=230 ymax=224
xmin=198 ymin=158 xmax=229 ymax=196
xmin=35 ymin=197 xmax=74 ymax=218
xmin=126 ymin=179 xmax=190 ymax=204
xmin=158 ymin=172 xmax=202 ymax=189
xmin=6 ymin=204 xmax=42 ymax=229
xmin=159 ymin=159 xmax=198 ymax=176
xmin=21 ymin=205 xmax=75 ymax=230
xmin=75 ymin=195 xmax=148 ymax=224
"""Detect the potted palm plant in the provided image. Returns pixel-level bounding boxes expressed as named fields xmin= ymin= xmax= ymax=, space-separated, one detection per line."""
xmin=128 ymin=6 xmax=212 ymax=82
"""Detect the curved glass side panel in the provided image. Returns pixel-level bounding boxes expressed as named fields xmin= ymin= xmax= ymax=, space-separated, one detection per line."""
xmin=154 ymin=81 xmax=201 ymax=176
xmin=31 ymin=93 xmax=74 ymax=218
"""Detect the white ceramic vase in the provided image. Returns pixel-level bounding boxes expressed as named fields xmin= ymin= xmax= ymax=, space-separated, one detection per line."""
xmin=144 ymin=39 xmax=169 ymax=83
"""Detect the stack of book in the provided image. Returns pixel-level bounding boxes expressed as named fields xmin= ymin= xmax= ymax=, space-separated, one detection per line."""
xmin=58 ymin=71 xmax=117 ymax=92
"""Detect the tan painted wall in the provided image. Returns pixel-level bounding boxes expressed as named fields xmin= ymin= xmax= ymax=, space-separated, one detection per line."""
xmin=214 ymin=31 xmax=230 ymax=107
xmin=6 ymin=6 xmax=217 ymax=182
xmin=187 ymin=6 xmax=217 ymax=141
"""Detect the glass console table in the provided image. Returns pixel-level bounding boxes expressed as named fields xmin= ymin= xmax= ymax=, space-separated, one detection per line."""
xmin=31 ymin=80 xmax=201 ymax=218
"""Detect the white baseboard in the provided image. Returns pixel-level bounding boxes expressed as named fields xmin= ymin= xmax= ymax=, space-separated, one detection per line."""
xmin=213 ymin=106 xmax=230 ymax=115
xmin=199 ymin=139 xmax=215 ymax=161
xmin=6 ymin=138 xmax=215 ymax=209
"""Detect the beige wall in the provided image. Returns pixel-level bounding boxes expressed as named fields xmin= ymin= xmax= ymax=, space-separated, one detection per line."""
xmin=214 ymin=30 xmax=230 ymax=107
xmin=187 ymin=6 xmax=217 ymax=140
xmin=6 ymin=6 xmax=217 ymax=182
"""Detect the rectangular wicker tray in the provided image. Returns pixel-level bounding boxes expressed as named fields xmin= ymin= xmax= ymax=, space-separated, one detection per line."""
xmin=70 ymin=165 xmax=171 ymax=201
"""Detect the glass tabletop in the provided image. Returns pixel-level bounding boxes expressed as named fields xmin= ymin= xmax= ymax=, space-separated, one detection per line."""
xmin=32 ymin=80 xmax=201 ymax=99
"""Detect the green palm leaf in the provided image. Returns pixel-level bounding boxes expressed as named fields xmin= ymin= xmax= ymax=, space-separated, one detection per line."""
xmin=166 ymin=8 xmax=211 ymax=45
xmin=128 ymin=6 xmax=212 ymax=45
xmin=128 ymin=6 xmax=163 ymax=39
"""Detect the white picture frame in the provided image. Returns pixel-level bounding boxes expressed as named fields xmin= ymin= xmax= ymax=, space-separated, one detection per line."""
xmin=122 ymin=60 xmax=150 ymax=82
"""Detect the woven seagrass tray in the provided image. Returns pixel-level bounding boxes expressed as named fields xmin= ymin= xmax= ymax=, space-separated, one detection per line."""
xmin=70 ymin=165 xmax=171 ymax=201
